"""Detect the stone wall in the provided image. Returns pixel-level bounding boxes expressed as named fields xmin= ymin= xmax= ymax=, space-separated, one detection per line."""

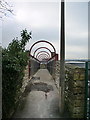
xmin=54 ymin=61 xmax=85 ymax=118
xmin=65 ymin=64 xmax=85 ymax=118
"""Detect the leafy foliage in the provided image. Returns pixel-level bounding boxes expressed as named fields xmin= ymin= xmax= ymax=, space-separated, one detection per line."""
xmin=20 ymin=29 xmax=32 ymax=50
xmin=2 ymin=29 xmax=31 ymax=118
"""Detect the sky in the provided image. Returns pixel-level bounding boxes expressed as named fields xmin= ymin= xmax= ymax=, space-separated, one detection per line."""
xmin=0 ymin=0 xmax=89 ymax=60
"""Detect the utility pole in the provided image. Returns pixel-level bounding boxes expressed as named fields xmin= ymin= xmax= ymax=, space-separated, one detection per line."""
xmin=59 ymin=0 xmax=65 ymax=115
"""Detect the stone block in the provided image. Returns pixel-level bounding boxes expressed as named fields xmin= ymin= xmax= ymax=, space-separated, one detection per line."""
xmin=73 ymin=80 xmax=85 ymax=88
xmin=69 ymin=103 xmax=84 ymax=113
xmin=71 ymin=100 xmax=85 ymax=107
xmin=74 ymin=72 xmax=80 ymax=80
xmin=73 ymin=94 xmax=85 ymax=100
xmin=72 ymin=87 xmax=85 ymax=94
xmin=79 ymin=74 xmax=85 ymax=80
xmin=72 ymin=113 xmax=84 ymax=118
xmin=73 ymin=107 xmax=84 ymax=114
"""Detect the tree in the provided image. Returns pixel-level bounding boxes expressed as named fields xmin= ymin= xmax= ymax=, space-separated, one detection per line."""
xmin=0 ymin=0 xmax=14 ymax=19
xmin=20 ymin=29 xmax=32 ymax=50
xmin=2 ymin=29 xmax=32 ymax=118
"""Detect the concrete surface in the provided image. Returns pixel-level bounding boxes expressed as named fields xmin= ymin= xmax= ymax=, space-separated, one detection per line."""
xmin=12 ymin=69 xmax=61 ymax=118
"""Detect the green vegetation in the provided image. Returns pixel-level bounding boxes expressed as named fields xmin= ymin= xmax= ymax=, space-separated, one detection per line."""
xmin=2 ymin=29 xmax=32 ymax=118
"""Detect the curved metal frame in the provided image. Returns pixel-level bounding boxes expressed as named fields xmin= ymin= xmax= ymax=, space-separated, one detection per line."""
xmin=38 ymin=53 xmax=50 ymax=59
xmin=38 ymin=57 xmax=49 ymax=61
xmin=33 ymin=47 xmax=52 ymax=57
xmin=29 ymin=40 xmax=56 ymax=56
xmin=37 ymin=53 xmax=50 ymax=61
xmin=36 ymin=51 xmax=50 ymax=59
xmin=38 ymin=55 xmax=49 ymax=61
xmin=28 ymin=40 xmax=57 ymax=78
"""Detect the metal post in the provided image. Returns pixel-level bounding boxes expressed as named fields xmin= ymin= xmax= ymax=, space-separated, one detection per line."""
xmin=59 ymin=0 xmax=65 ymax=115
xmin=84 ymin=62 xmax=88 ymax=118
xmin=55 ymin=54 xmax=58 ymax=61
xmin=28 ymin=60 xmax=30 ymax=79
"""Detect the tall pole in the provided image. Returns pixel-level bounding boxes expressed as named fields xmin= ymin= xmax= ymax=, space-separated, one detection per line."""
xmin=59 ymin=0 xmax=65 ymax=115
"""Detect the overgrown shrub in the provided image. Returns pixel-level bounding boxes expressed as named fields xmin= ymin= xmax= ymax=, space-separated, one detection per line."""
xmin=2 ymin=29 xmax=31 ymax=118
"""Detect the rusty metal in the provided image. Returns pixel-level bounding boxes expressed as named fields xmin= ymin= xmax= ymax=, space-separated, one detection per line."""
xmin=29 ymin=40 xmax=57 ymax=79
xmin=29 ymin=40 xmax=56 ymax=56
xmin=36 ymin=51 xmax=51 ymax=59
xmin=33 ymin=47 xmax=52 ymax=57
xmin=37 ymin=53 xmax=50 ymax=61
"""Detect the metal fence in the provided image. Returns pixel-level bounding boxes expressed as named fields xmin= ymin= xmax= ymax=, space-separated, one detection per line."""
xmin=47 ymin=56 xmax=56 ymax=78
xmin=28 ymin=55 xmax=40 ymax=78
xmin=85 ymin=61 xmax=90 ymax=119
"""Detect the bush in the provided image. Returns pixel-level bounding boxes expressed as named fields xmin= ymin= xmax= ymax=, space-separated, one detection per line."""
xmin=2 ymin=29 xmax=31 ymax=118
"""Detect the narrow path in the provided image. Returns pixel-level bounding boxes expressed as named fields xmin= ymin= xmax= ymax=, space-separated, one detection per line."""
xmin=13 ymin=69 xmax=60 ymax=118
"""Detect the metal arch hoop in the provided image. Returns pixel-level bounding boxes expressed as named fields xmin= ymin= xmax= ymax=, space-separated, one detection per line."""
xmin=29 ymin=40 xmax=56 ymax=56
xmin=36 ymin=51 xmax=51 ymax=59
xmin=39 ymin=57 xmax=49 ymax=62
xmin=33 ymin=47 xmax=52 ymax=57
xmin=37 ymin=53 xmax=50 ymax=61
xmin=38 ymin=55 xmax=49 ymax=61
xmin=38 ymin=53 xmax=50 ymax=59
xmin=38 ymin=56 xmax=49 ymax=61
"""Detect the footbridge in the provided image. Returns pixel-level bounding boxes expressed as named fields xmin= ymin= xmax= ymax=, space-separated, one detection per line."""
xmin=28 ymin=40 xmax=58 ymax=79
xmin=12 ymin=40 xmax=89 ymax=119
xmin=12 ymin=0 xmax=90 ymax=117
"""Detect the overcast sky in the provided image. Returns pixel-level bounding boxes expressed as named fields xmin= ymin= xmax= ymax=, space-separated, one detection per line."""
xmin=1 ymin=0 xmax=89 ymax=60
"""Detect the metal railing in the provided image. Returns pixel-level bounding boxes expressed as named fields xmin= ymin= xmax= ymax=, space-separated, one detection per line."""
xmin=85 ymin=61 xmax=90 ymax=119
xmin=47 ymin=55 xmax=56 ymax=77
xmin=28 ymin=55 xmax=40 ymax=78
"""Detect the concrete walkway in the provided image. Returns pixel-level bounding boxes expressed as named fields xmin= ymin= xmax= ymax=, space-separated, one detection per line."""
xmin=13 ymin=69 xmax=61 ymax=118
